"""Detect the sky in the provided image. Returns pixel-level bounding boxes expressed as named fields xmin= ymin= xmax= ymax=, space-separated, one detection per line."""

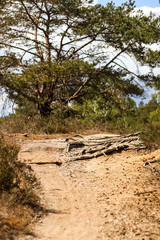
xmin=97 ymin=0 xmax=160 ymax=8
xmin=93 ymin=0 xmax=160 ymax=104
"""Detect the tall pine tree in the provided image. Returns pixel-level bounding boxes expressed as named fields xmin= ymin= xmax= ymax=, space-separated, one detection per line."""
xmin=0 ymin=0 xmax=159 ymax=116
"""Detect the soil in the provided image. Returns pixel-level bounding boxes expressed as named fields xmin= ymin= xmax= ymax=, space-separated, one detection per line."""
xmin=17 ymin=134 xmax=160 ymax=240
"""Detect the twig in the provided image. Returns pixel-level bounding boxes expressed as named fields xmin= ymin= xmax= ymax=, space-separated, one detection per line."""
xmin=29 ymin=161 xmax=62 ymax=166
xmin=134 ymin=190 xmax=157 ymax=195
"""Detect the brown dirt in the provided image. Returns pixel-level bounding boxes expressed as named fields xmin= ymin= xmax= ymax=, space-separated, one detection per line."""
xmin=17 ymin=135 xmax=160 ymax=240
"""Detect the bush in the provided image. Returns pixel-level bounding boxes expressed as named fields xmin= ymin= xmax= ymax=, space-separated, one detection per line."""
xmin=140 ymin=122 xmax=160 ymax=150
xmin=0 ymin=135 xmax=20 ymax=192
xmin=0 ymin=134 xmax=41 ymax=239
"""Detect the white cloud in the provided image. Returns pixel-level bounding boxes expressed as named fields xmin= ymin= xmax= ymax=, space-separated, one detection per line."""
xmin=82 ymin=0 xmax=97 ymax=5
xmin=136 ymin=7 xmax=160 ymax=16
xmin=115 ymin=5 xmax=160 ymax=103
xmin=0 ymin=92 xmax=15 ymax=117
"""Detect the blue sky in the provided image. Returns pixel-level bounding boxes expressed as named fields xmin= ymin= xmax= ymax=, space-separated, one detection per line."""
xmin=97 ymin=0 xmax=160 ymax=8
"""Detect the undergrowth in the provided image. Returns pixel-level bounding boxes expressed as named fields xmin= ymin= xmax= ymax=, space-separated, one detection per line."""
xmin=1 ymin=102 xmax=160 ymax=150
xmin=140 ymin=123 xmax=160 ymax=150
xmin=0 ymin=110 xmax=132 ymax=135
xmin=0 ymin=134 xmax=41 ymax=240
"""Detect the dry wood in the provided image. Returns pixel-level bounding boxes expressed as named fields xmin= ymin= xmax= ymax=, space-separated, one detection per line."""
xmin=29 ymin=161 xmax=62 ymax=166
xmin=66 ymin=133 xmax=146 ymax=161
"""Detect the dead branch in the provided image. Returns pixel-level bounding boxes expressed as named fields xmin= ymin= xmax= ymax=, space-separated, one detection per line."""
xmin=66 ymin=133 xmax=146 ymax=161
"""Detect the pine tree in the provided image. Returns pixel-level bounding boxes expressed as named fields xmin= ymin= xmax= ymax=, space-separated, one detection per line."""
xmin=0 ymin=0 xmax=159 ymax=116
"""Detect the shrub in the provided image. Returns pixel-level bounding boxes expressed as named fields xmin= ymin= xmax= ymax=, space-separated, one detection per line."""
xmin=0 ymin=135 xmax=20 ymax=192
xmin=0 ymin=134 xmax=41 ymax=239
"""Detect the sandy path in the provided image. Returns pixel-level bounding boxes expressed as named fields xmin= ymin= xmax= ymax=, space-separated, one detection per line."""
xmin=18 ymin=137 xmax=160 ymax=240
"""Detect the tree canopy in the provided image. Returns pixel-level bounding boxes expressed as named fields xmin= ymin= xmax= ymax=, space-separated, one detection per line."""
xmin=0 ymin=0 xmax=159 ymax=116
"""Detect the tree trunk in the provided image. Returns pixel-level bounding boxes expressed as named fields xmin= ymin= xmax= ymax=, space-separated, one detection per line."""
xmin=38 ymin=102 xmax=52 ymax=117
xmin=66 ymin=133 xmax=146 ymax=161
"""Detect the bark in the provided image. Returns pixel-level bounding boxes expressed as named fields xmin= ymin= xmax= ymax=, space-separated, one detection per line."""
xmin=38 ymin=102 xmax=52 ymax=117
xmin=66 ymin=133 xmax=146 ymax=161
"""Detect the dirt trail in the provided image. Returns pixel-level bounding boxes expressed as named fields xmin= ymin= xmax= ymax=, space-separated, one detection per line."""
xmin=18 ymin=136 xmax=160 ymax=240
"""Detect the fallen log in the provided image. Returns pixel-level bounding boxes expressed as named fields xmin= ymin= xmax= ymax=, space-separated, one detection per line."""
xmin=66 ymin=133 xmax=146 ymax=161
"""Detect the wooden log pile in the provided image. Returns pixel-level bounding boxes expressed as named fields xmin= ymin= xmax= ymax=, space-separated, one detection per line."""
xmin=66 ymin=133 xmax=146 ymax=161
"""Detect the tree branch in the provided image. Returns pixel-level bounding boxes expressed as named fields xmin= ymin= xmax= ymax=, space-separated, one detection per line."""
xmin=56 ymin=26 xmax=70 ymax=60
xmin=67 ymin=38 xmax=96 ymax=60
xmin=65 ymin=78 xmax=89 ymax=103
xmin=20 ymin=0 xmax=46 ymax=34
xmin=97 ymin=46 xmax=130 ymax=75
xmin=65 ymin=46 xmax=130 ymax=103
xmin=34 ymin=4 xmax=44 ymax=62
xmin=0 ymin=42 xmax=40 ymax=58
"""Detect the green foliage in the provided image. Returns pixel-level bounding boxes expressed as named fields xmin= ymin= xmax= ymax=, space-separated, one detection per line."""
xmin=0 ymin=103 xmax=81 ymax=134
xmin=3 ymin=59 xmax=94 ymax=116
xmin=134 ymin=95 xmax=160 ymax=149
xmin=140 ymin=122 xmax=160 ymax=150
xmin=0 ymin=0 xmax=159 ymax=147
xmin=1 ymin=92 xmax=160 ymax=151
xmin=0 ymin=0 xmax=159 ymax=116
xmin=144 ymin=49 xmax=160 ymax=67
xmin=73 ymin=94 xmax=138 ymax=133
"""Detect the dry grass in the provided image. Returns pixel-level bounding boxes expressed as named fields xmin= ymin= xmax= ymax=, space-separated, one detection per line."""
xmin=0 ymin=110 xmax=124 ymax=136
xmin=0 ymin=196 xmax=35 ymax=240
xmin=0 ymin=134 xmax=42 ymax=240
